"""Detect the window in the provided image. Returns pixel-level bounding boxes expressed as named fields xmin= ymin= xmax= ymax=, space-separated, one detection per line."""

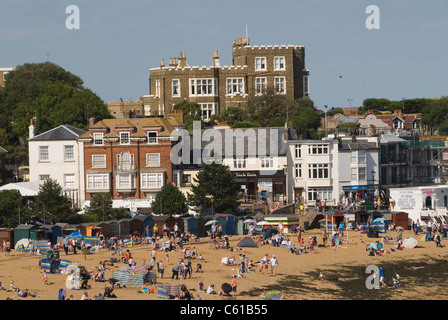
xmin=226 ymin=78 xmax=244 ymax=95
xmin=303 ymin=75 xmax=310 ymax=97
xmin=64 ymin=174 xmax=75 ymax=188
xmin=39 ymin=146 xmax=49 ymax=161
xmin=351 ymin=168 xmax=357 ymax=180
xmin=274 ymin=77 xmax=286 ymax=94
xmin=87 ymin=173 xmax=109 ymax=190
xmin=308 ymin=164 xmax=329 ymax=179
xmin=351 ymin=151 xmax=357 ymax=163
xmin=358 ymin=150 xmax=366 ymax=163
xmin=294 ymin=145 xmax=302 ymax=158
xmin=182 ymin=174 xmax=191 ymax=184
xmin=116 ymin=173 xmax=136 ymax=190
xmin=64 ymin=145 xmax=74 ymax=161
xmin=261 ymin=156 xmax=274 ymax=168
xmin=295 ymin=164 xmax=302 ymax=178
xmin=308 ymin=144 xmax=329 ymax=155
xmin=120 ymin=132 xmax=130 ymax=144
xmin=147 ymin=131 xmax=158 ymax=144
xmin=93 ymin=133 xmax=104 ymax=145
xmin=274 ymin=57 xmax=285 ymax=70
xmin=190 ymin=78 xmax=218 ymax=96
xmin=155 ymin=79 xmax=161 ymax=97
xmin=255 ymin=77 xmax=267 ymax=94
xmin=39 ymin=174 xmax=50 ymax=181
xmin=92 ymin=154 xmax=106 ymax=168
xmin=141 ymin=172 xmax=164 ymax=189
xmin=146 ymin=153 xmax=160 ymax=167
xmin=233 ymin=157 xmax=247 ymax=169
xmin=172 ymin=79 xmax=180 ymax=97
xmin=255 ymin=57 xmax=266 ymax=71
xmin=199 ymin=103 xmax=217 ymax=121
xmin=358 ymin=167 xmax=366 ymax=181
xmin=307 ymin=188 xmax=333 ymax=201
xmin=117 ymin=151 xmax=134 ymax=170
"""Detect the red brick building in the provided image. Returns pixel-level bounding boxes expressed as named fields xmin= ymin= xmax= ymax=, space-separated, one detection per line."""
xmin=78 ymin=116 xmax=183 ymax=209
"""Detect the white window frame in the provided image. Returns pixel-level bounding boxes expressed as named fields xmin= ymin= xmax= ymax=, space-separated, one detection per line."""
xmin=255 ymin=57 xmax=266 ymax=71
xmin=117 ymin=151 xmax=134 ymax=170
xmin=93 ymin=133 xmax=104 ymax=146
xmin=260 ymin=156 xmax=274 ymax=168
xmin=120 ymin=132 xmax=130 ymax=145
xmin=303 ymin=75 xmax=310 ymax=97
xmin=147 ymin=131 xmax=158 ymax=144
xmin=308 ymin=144 xmax=329 ymax=155
xmin=351 ymin=167 xmax=357 ymax=180
xmin=87 ymin=173 xmax=110 ymax=190
xmin=146 ymin=153 xmax=161 ymax=167
xmin=226 ymin=78 xmax=244 ymax=95
xmin=295 ymin=164 xmax=302 ymax=178
xmin=64 ymin=174 xmax=76 ymax=189
xmin=92 ymin=154 xmax=106 ymax=168
xmin=255 ymin=77 xmax=267 ymax=95
xmin=308 ymin=164 xmax=330 ymax=179
xmin=39 ymin=174 xmax=50 ymax=181
xmin=274 ymin=76 xmax=286 ymax=94
xmin=274 ymin=56 xmax=285 ymax=71
xmin=116 ymin=173 xmax=136 ymax=190
xmin=64 ymin=145 xmax=74 ymax=161
xmin=358 ymin=167 xmax=366 ymax=181
xmin=141 ymin=172 xmax=164 ymax=189
xmin=172 ymin=79 xmax=180 ymax=97
xmin=294 ymin=145 xmax=302 ymax=158
xmin=308 ymin=188 xmax=333 ymax=201
xmin=233 ymin=157 xmax=247 ymax=169
xmin=39 ymin=146 xmax=49 ymax=162
xmin=358 ymin=150 xmax=366 ymax=163
xmin=199 ymin=103 xmax=217 ymax=122
xmin=189 ymin=78 xmax=218 ymax=97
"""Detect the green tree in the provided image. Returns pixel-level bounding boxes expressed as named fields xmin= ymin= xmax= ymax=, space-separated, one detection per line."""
xmin=290 ymin=106 xmax=322 ymax=139
xmin=422 ymin=97 xmax=448 ymax=134
xmin=174 ymin=100 xmax=204 ymax=130
xmin=187 ymin=162 xmax=242 ymax=215
xmin=151 ymin=183 xmax=188 ymax=216
xmin=0 ymin=190 xmax=31 ymax=227
xmin=84 ymin=192 xmax=130 ymax=222
xmin=33 ymin=178 xmax=76 ymax=224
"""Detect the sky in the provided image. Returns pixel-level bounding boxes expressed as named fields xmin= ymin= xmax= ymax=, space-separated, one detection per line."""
xmin=1 ymin=0 xmax=447 ymax=111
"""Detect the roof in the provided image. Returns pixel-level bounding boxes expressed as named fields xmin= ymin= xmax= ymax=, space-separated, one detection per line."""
xmin=0 ymin=181 xmax=43 ymax=196
xmin=29 ymin=125 xmax=86 ymax=141
xmin=379 ymin=134 xmax=407 ymax=144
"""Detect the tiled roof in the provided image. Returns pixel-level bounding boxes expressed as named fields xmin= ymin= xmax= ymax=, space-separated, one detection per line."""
xmin=28 ymin=125 xmax=86 ymax=141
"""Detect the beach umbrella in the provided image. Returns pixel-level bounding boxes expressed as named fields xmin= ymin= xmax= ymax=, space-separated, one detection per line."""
xmin=402 ymin=237 xmax=418 ymax=249
xmin=205 ymin=220 xmax=218 ymax=226
xmin=68 ymin=231 xmax=83 ymax=239
xmin=372 ymin=218 xmax=385 ymax=224
xmin=14 ymin=238 xmax=30 ymax=251
xmin=256 ymin=221 xmax=270 ymax=226
xmin=243 ymin=219 xmax=256 ymax=224
xmin=221 ymin=283 xmax=232 ymax=294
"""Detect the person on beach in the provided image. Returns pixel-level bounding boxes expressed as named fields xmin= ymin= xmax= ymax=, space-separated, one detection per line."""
xmin=269 ymin=255 xmax=278 ymax=275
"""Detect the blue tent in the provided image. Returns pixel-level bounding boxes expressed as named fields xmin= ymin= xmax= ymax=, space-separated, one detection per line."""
xmin=68 ymin=231 xmax=83 ymax=239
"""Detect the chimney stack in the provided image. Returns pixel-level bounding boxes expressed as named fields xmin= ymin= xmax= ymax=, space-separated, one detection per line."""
xmin=29 ymin=118 xmax=36 ymax=139
xmin=213 ymin=50 xmax=220 ymax=67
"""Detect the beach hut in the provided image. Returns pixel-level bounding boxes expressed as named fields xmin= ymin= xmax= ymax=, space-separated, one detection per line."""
xmin=264 ymin=214 xmax=299 ymax=233
xmin=390 ymin=211 xmax=409 ymax=230
xmin=0 ymin=228 xmax=13 ymax=246
xmin=85 ymin=224 xmax=101 ymax=237
xmin=130 ymin=215 xmax=154 ymax=236
xmin=42 ymin=224 xmax=62 ymax=245
xmin=13 ymin=224 xmax=44 ymax=247
xmin=107 ymin=221 xmax=120 ymax=238
xmin=182 ymin=217 xmax=198 ymax=236
xmin=151 ymin=215 xmax=172 ymax=236
xmin=96 ymin=222 xmax=111 ymax=238
xmin=117 ymin=219 xmax=131 ymax=237
xmin=196 ymin=217 xmax=207 ymax=237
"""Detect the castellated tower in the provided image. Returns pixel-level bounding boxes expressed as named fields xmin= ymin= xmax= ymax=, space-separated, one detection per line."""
xmin=142 ymin=37 xmax=310 ymax=119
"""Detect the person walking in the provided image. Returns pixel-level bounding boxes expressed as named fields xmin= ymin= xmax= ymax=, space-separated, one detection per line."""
xmin=269 ymin=255 xmax=278 ymax=275
xmin=63 ymin=237 xmax=69 ymax=255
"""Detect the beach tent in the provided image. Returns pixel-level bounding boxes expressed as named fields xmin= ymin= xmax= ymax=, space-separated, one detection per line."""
xmin=65 ymin=264 xmax=83 ymax=290
xmin=111 ymin=263 xmax=150 ymax=286
xmin=13 ymin=224 xmax=44 ymax=248
xmin=68 ymin=231 xmax=83 ymax=239
xmin=402 ymin=237 xmax=418 ymax=248
xmin=14 ymin=238 xmax=30 ymax=251
xmin=237 ymin=236 xmax=258 ymax=248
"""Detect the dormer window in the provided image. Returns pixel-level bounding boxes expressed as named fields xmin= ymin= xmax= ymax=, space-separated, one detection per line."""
xmin=120 ymin=132 xmax=130 ymax=144
xmin=93 ymin=133 xmax=104 ymax=145
xmin=147 ymin=131 xmax=158 ymax=144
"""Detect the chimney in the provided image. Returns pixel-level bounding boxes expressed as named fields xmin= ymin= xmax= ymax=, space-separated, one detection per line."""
xmin=213 ymin=50 xmax=220 ymax=67
xmin=178 ymin=51 xmax=187 ymax=67
xmin=89 ymin=117 xmax=96 ymax=128
xmin=161 ymin=58 xmax=165 ymax=68
xmin=29 ymin=118 xmax=36 ymax=139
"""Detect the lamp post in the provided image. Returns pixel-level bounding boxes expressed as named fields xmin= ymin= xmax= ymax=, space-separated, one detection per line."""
xmin=348 ymin=98 xmax=353 ymax=109
xmin=324 ymin=105 xmax=328 ymax=139
xmin=339 ymin=75 xmax=343 ymax=109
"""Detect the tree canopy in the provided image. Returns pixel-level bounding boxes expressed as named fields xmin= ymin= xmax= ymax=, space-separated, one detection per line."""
xmin=151 ymin=183 xmax=189 ymax=216
xmin=187 ymin=162 xmax=241 ymax=215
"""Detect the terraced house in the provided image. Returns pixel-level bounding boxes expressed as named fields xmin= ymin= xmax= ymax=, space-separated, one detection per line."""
xmin=143 ymin=36 xmax=310 ymax=120
xmin=78 ymin=116 xmax=183 ymax=211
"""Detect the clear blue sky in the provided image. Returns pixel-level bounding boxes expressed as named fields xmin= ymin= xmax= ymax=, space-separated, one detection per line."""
xmin=1 ymin=0 xmax=447 ymax=110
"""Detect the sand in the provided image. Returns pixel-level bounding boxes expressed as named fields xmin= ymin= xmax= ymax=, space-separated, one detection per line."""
xmin=1 ymin=228 xmax=447 ymax=301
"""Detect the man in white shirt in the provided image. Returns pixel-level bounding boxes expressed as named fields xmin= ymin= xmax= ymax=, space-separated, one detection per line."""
xmin=269 ymin=255 xmax=278 ymax=275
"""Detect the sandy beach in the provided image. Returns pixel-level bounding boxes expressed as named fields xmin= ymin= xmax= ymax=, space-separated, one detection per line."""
xmin=1 ymin=227 xmax=447 ymax=301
